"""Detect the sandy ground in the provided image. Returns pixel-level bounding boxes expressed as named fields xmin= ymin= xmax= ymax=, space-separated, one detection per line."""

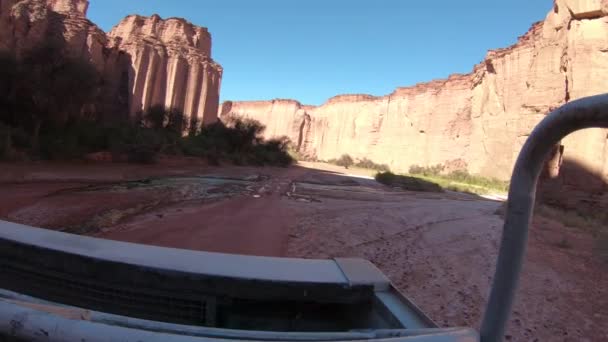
xmin=0 ymin=160 xmax=606 ymax=341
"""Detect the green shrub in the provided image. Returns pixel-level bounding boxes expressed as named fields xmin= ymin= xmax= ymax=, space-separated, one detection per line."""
xmin=374 ymin=171 xmax=395 ymax=184
xmin=182 ymin=119 xmax=293 ymax=167
xmin=375 ymin=171 xmax=443 ymax=192
xmin=142 ymin=105 xmax=187 ymax=135
xmin=287 ymin=148 xmax=302 ymax=161
xmin=124 ymin=128 xmax=164 ymax=164
xmin=335 ymin=154 xmax=354 ymax=169
xmin=38 ymin=120 xmax=114 ymax=160
xmin=249 ymin=137 xmax=293 ymax=167
xmin=356 ymin=158 xmax=390 ymax=172
xmin=444 ymin=170 xmax=508 ymax=192
xmin=409 ymin=164 xmax=445 ymax=176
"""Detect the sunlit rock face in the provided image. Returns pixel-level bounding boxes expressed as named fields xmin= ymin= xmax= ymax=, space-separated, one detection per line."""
xmin=109 ymin=14 xmax=222 ymax=127
xmin=1 ymin=0 xmax=106 ymax=61
xmin=0 ymin=0 xmax=222 ymax=127
xmin=223 ymin=0 xmax=608 ymax=190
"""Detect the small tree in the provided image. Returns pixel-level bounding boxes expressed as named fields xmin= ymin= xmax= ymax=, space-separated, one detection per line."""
xmin=143 ymin=105 xmax=187 ymax=134
xmin=143 ymin=105 xmax=167 ymax=129
xmin=222 ymin=116 xmax=265 ymax=154
xmin=165 ymin=108 xmax=187 ymax=135
xmin=336 ymin=154 xmax=354 ymax=169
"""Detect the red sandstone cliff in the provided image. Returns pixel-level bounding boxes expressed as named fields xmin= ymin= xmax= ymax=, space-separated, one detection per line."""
xmin=0 ymin=0 xmax=222 ymax=127
xmin=109 ymin=15 xmax=222 ymax=127
xmin=222 ymin=0 xmax=608 ymax=184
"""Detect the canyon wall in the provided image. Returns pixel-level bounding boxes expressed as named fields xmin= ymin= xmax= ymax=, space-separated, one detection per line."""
xmin=0 ymin=0 xmax=222 ymax=127
xmin=223 ymin=0 xmax=608 ymax=185
xmin=109 ymin=15 xmax=222 ymax=127
xmin=0 ymin=0 xmax=130 ymax=115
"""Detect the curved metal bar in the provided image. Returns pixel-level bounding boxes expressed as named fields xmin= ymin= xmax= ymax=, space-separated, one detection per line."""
xmin=480 ymin=93 xmax=608 ymax=342
xmin=0 ymin=298 xmax=479 ymax=342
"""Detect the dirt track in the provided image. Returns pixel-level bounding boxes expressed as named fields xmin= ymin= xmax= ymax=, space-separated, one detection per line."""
xmin=0 ymin=160 xmax=606 ymax=341
xmin=96 ymin=167 xmax=307 ymax=255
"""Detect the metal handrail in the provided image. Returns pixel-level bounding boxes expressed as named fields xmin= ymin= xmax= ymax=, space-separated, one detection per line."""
xmin=480 ymin=93 xmax=608 ymax=342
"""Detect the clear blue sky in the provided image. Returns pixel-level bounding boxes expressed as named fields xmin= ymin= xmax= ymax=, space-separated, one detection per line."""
xmin=88 ymin=0 xmax=552 ymax=105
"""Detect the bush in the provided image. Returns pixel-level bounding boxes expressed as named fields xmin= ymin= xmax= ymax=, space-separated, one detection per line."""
xmin=375 ymin=171 xmax=443 ymax=192
xmin=407 ymin=164 xmax=509 ymax=194
xmin=335 ymin=154 xmax=354 ymax=169
xmin=142 ymin=105 xmax=187 ymax=135
xmin=0 ymin=54 xmax=292 ymax=168
xmin=124 ymin=128 xmax=164 ymax=164
xmin=182 ymin=118 xmax=293 ymax=167
xmin=409 ymin=164 xmax=445 ymax=176
xmin=28 ymin=117 xmax=171 ymax=163
xmin=249 ymin=137 xmax=293 ymax=167
xmin=444 ymin=170 xmax=508 ymax=192
xmin=355 ymin=158 xmax=390 ymax=172
xmin=38 ymin=120 xmax=109 ymax=160
xmin=374 ymin=171 xmax=395 ymax=184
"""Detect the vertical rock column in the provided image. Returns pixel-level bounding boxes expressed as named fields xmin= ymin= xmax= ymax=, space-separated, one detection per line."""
xmin=108 ymin=15 xmax=223 ymax=128
xmin=183 ymin=60 xmax=202 ymax=126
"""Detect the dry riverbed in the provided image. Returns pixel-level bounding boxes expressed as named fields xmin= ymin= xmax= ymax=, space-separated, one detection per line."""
xmin=0 ymin=160 xmax=605 ymax=341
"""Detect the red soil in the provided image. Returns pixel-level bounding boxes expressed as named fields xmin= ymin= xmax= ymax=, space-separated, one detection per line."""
xmin=0 ymin=160 xmax=606 ymax=341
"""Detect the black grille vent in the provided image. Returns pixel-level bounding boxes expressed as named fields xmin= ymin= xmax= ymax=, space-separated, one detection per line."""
xmin=0 ymin=262 xmax=213 ymax=326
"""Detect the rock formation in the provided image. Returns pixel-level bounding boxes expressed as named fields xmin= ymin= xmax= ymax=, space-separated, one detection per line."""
xmin=109 ymin=15 xmax=222 ymax=127
xmin=222 ymin=0 xmax=608 ymax=188
xmin=0 ymin=0 xmax=130 ymax=116
xmin=0 ymin=0 xmax=222 ymax=127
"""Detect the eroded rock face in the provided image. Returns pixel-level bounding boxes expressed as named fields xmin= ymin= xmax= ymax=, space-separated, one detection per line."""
xmin=0 ymin=0 xmax=130 ymax=115
xmin=223 ymin=0 xmax=608 ymax=188
xmin=47 ymin=0 xmax=87 ymax=16
xmin=109 ymin=14 xmax=222 ymax=127
xmin=0 ymin=0 xmax=222 ymax=127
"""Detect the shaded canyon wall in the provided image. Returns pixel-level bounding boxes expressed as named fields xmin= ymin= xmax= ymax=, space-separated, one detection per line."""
xmin=108 ymin=15 xmax=222 ymax=127
xmin=0 ymin=0 xmax=222 ymax=127
xmin=0 ymin=0 xmax=131 ymax=115
xmin=222 ymin=0 xmax=608 ymax=186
